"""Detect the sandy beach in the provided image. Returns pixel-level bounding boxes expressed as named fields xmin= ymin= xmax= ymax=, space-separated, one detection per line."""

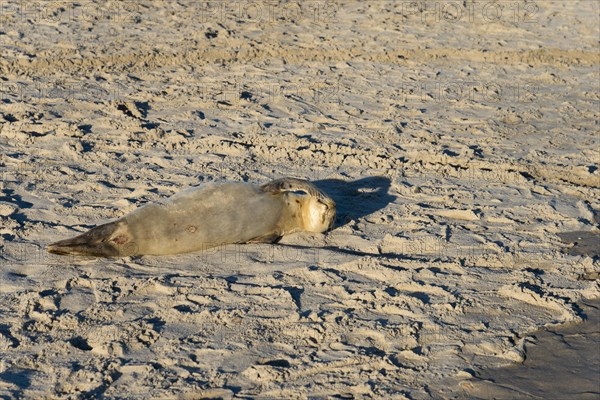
xmin=1 ymin=1 xmax=599 ymax=398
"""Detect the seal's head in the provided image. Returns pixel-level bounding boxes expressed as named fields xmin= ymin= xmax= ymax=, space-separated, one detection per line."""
xmin=261 ymin=177 xmax=336 ymax=234
xmin=301 ymin=194 xmax=336 ymax=233
xmin=282 ymin=188 xmax=336 ymax=233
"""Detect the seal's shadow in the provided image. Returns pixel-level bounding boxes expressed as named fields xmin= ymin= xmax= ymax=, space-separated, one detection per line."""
xmin=313 ymin=177 xmax=396 ymax=227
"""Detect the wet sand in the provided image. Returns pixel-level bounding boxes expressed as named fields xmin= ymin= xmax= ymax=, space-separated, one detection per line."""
xmin=459 ymin=298 xmax=600 ymax=399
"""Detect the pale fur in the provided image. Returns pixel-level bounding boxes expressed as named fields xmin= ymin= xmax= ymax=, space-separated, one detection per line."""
xmin=47 ymin=178 xmax=336 ymax=257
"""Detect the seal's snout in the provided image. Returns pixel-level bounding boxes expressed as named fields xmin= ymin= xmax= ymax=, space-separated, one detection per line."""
xmin=326 ymin=203 xmax=337 ymax=231
xmin=324 ymin=199 xmax=337 ymax=232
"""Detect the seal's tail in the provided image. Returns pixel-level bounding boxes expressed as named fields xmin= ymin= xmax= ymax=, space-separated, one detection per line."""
xmin=47 ymin=220 xmax=134 ymax=257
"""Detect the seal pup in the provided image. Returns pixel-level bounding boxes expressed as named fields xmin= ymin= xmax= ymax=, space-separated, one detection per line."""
xmin=47 ymin=178 xmax=336 ymax=257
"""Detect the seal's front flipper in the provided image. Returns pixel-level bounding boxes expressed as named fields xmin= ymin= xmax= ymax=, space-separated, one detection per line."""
xmin=47 ymin=220 xmax=135 ymax=257
xmin=245 ymin=233 xmax=282 ymax=244
xmin=261 ymin=177 xmax=321 ymax=197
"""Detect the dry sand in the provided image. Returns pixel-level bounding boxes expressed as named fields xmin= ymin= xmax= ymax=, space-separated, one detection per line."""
xmin=0 ymin=1 xmax=599 ymax=398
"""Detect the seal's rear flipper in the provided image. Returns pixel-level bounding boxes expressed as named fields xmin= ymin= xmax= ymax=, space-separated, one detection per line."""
xmin=47 ymin=220 xmax=133 ymax=257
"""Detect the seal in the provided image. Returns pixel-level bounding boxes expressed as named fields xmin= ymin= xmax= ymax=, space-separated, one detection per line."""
xmin=47 ymin=177 xmax=336 ymax=257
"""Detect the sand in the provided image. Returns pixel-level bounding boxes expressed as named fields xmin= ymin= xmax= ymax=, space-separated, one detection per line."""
xmin=0 ymin=1 xmax=599 ymax=398
xmin=462 ymin=298 xmax=600 ymax=399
